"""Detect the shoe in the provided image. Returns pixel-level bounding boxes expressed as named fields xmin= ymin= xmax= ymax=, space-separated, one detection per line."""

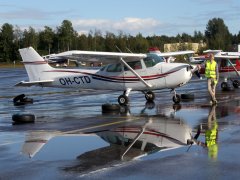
xmin=213 ymin=99 xmax=217 ymax=105
xmin=209 ymin=100 xmax=213 ymax=105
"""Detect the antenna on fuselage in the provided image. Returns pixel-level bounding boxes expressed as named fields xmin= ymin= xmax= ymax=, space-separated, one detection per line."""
xmin=126 ymin=47 xmax=133 ymax=53
xmin=115 ymin=45 xmax=122 ymax=52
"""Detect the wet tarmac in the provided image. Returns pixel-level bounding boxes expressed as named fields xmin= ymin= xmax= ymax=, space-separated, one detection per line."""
xmin=0 ymin=67 xmax=240 ymax=179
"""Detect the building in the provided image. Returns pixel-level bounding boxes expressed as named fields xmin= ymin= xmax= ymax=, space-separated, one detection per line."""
xmin=164 ymin=42 xmax=206 ymax=53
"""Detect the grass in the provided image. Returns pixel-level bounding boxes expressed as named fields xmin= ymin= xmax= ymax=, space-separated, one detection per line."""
xmin=0 ymin=62 xmax=24 ymax=68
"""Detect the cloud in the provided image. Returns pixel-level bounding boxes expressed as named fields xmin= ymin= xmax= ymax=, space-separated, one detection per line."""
xmin=72 ymin=17 xmax=162 ymax=36
xmin=113 ymin=18 xmax=160 ymax=31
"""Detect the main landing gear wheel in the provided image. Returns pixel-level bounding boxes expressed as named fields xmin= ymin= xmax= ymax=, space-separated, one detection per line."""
xmin=145 ymin=91 xmax=155 ymax=101
xmin=172 ymin=94 xmax=181 ymax=104
xmin=118 ymin=95 xmax=129 ymax=105
xmin=221 ymin=82 xmax=233 ymax=91
xmin=233 ymin=80 xmax=239 ymax=88
xmin=221 ymin=82 xmax=228 ymax=89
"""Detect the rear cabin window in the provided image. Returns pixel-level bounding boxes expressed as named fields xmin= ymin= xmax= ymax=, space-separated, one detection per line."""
xmin=220 ymin=58 xmax=237 ymax=67
xmin=124 ymin=60 xmax=142 ymax=71
xmin=106 ymin=63 xmax=122 ymax=72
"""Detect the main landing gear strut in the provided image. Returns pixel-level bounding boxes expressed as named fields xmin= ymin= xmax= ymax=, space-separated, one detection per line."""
xmin=118 ymin=89 xmax=131 ymax=105
xmin=172 ymin=89 xmax=181 ymax=104
xmin=118 ymin=89 xmax=156 ymax=106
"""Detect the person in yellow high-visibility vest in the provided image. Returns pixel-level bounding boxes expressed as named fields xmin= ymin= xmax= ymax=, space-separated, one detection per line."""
xmin=205 ymin=53 xmax=219 ymax=105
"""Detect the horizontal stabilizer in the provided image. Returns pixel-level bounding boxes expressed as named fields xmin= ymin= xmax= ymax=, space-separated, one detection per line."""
xmin=15 ymin=80 xmax=54 ymax=87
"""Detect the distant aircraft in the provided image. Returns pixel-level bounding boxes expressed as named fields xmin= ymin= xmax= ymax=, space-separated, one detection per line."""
xmin=199 ymin=50 xmax=240 ymax=89
xmin=16 ymin=47 xmax=196 ymax=105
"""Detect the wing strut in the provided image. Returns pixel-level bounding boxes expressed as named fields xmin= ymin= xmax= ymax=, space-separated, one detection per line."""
xmin=227 ymin=59 xmax=240 ymax=77
xmin=121 ymin=127 xmax=145 ymax=160
xmin=120 ymin=58 xmax=152 ymax=88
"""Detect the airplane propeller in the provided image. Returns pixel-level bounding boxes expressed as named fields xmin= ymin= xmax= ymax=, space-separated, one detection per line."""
xmin=184 ymin=56 xmax=201 ymax=79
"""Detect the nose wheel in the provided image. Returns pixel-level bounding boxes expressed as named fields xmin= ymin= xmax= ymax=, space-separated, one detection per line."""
xmin=118 ymin=95 xmax=129 ymax=105
xmin=173 ymin=94 xmax=181 ymax=104
xmin=172 ymin=89 xmax=181 ymax=104
xmin=233 ymin=80 xmax=239 ymax=88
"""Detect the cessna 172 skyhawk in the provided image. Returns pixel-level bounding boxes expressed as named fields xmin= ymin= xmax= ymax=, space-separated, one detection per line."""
xmin=17 ymin=47 xmax=196 ymax=105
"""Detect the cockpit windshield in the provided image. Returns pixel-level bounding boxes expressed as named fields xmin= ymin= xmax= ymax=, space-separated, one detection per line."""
xmin=144 ymin=54 xmax=165 ymax=67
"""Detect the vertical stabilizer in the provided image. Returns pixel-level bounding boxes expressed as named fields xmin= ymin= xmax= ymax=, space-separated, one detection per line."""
xmin=19 ymin=47 xmax=53 ymax=82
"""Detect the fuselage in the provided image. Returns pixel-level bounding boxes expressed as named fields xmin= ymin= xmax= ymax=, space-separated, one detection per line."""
xmin=45 ymin=59 xmax=192 ymax=91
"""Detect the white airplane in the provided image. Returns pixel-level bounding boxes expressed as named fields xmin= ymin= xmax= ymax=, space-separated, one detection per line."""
xmin=16 ymin=47 xmax=196 ymax=105
xmin=200 ymin=50 xmax=240 ymax=89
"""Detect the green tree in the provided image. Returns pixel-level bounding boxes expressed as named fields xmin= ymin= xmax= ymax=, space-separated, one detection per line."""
xmin=13 ymin=25 xmax=23 ymax=49
xmin=22 ymin=27 xmax=39 ymax=49
xmin=129 ymin=33 xmax=149 ymax=53
xmin=39 ymin=26 xmax=54 ymax=54
xmin=193 ymin=30 xmax=204 ymax=43
xmin=0 ymin=23 xmax=15 ymax=62
xmin=181 ymin=33 xmax=192 ymax=42
xmin=57 ymin=20 xmax=75 ymax=51
xmin=105 ymin=31 xmax=116 ymax=52
xmin=94 ymin=29 xmax=105 ymax=51
xmin=115 ymin=31 xmax=128 ymax=52
xmin=205 ymin=18 xmax=231 ymax=50
xmin=77 ymin=34 xmax=89 ymax=50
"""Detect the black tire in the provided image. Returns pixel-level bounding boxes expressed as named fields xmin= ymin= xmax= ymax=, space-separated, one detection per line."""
xmin=172 ymin=94 xmax=181 ymax=104
xmin=221 ymin=82 xmax=228 ymax=89
xmin=233 ymin=80 xmax=239 ymax=88
xmin=221 ymin=82 xmax=234 ymax=91
xmin=13 ymin=94 xmax=25 ymax=103
xmin=12 ymin=114 xmax=35 ymax=124
xmin=118 ymin=95 xmax=129 ymax=105
xmin=102 ymin=103 xmax=120 ymax=113
xmin=145 ymin=91 xmax=155 ymax=101
xmin=181 ymin=93 xmax=194 ymax=100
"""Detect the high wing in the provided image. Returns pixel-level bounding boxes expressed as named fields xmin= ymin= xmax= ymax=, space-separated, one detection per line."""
xmin=43 ymin=50 xmax=151 ymax=87
xmin=158 ymin=50 xmax=194 ymax=57
xmin=215 ymin=55 xmax=240 ymax=59
xmin=53 ymin=50 xmax=147 ymax=63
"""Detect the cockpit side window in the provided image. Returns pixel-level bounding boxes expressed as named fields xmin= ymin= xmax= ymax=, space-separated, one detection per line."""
xmin=100 ymin=66 xmax=106 ymax=71
xmin=144 ymin=54 xmax=165 ymax=67
xmin=106 ymin=63 xmax=122 ymax=72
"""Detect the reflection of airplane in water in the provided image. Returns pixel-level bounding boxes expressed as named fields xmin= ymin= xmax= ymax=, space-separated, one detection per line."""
xmin=21 ymin=116 xmax=194 ymax=173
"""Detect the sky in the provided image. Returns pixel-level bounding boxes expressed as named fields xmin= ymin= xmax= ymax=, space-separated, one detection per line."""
xmin=0 ymin=0 xmax=239 ymax=37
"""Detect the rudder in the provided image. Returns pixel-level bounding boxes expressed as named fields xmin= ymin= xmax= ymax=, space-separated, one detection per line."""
xmin=19 ymin=47 xmax=53 ymax=82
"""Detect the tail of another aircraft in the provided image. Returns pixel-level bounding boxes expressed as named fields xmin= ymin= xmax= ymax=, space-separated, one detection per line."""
xmin=19 ymin=47 xmax=54 ymax=82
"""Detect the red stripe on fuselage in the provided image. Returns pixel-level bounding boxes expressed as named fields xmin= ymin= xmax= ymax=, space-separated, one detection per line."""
xmin=23 ymin=61 xmax=48 ymax=64
xmin=45 ymin=69 xmax=179 ymax=81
